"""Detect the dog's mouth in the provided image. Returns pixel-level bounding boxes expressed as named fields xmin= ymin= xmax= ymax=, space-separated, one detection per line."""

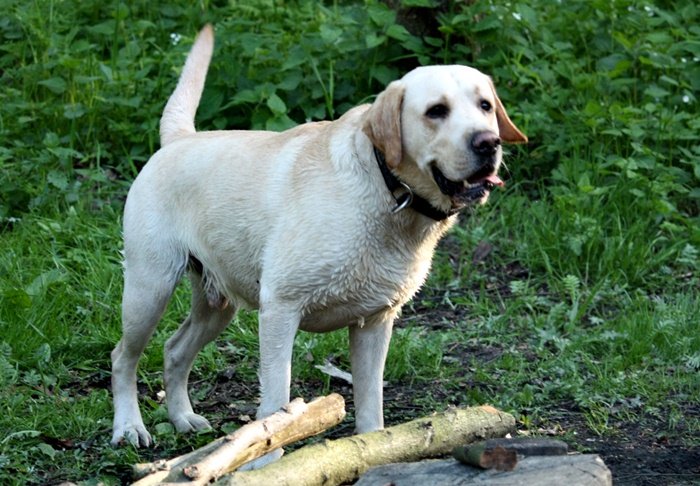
xmin=431 ymin=164 xmax=504 ymax=205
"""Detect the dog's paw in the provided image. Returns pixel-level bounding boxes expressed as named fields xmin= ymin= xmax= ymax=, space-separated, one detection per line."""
xmin=111 ymin=424 xmax=153 ymax=448
xmin=171 ymin=412 xmax=211 ymax=433
xmin=239 ymin=448 xmax=284 ymax=471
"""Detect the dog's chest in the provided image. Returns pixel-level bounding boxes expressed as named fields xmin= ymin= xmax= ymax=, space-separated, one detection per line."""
xmin=292 ymin=229 xmax=439 ymax=332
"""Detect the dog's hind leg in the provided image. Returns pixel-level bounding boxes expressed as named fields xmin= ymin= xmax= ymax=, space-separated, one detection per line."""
xmin=164 ymin=271 xmax=236 ymax=433
xmin=111 ymin=258 xmax=182 ymax=447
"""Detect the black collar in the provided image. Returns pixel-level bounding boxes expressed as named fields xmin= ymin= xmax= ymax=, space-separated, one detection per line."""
xmin=373 ymin=147 xmax=457 ymax=222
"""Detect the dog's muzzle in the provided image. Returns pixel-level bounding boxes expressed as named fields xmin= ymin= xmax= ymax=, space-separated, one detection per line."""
xmin=430 ymin=130 xmax=504 ymax=204
xmin=431 ymin=163 xmax=504 ymax=204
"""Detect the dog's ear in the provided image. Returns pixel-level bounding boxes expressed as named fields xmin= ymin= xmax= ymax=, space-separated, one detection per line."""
xmin=489 ymin=79 xmax=528 ymax=144
xmin=362 ymin=81 xmax=405 ymax=168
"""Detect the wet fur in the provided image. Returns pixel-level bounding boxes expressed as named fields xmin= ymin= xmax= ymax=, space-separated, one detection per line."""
xmin=110 ymin=25 xmax=526 ymax=468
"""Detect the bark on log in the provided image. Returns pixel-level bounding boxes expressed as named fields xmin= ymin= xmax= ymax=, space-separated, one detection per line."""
xmin=216 ymin=405 xmax=515 ymax=486
xmin=132 ymin=394 xmax=346 ymax=485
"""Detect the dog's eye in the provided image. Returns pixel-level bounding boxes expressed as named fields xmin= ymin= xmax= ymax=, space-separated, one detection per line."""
xmin=480 ymin=100 xmax=493 ymax=112
xmin=425 ymin=104 xmax=449 ymax=119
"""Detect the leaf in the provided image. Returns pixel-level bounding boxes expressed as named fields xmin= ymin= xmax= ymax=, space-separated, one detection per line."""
xmin=645 ymin=32 xmax=672 ymax=44
xmin=612 ymin=31 xmax=633 ymax=50
xmin=371 ymin=65 xmax=399 ymax=86
xmin=63 ymin=103 xmax=86 ymax=119
xmin=47 ymin=171 xmax=68 ymax=190
xmin=2 ymin=430 xmax=42 ymax=444
xmin=471 ymin=17 xmax=500 ymax=32
xmin=386 ymin=24 xmax=410 ymax=42
xmin=228 ymin=89 xmax=259 ymax=107
xmin=659 ymin=75 xmax=678 ymax=87
xmin=367 ymin=4 xmax=395 ymax=26
xmin=197 ymin=89 xmax=224 ymax=121
xmin=26 ymin=269 xmax=67 ymax=297
xmin=517 ymin=4 xmax=539 ymax=28
xmin=112 ymin=96 xmax=142 ymax=108
xmin=87 ymin=20 xmax=116 ymax=36
xmin=320 ymin=25 xmax=342 ymax=44
xmin=265 ymin=114 xmax=297 ymax=132
xmin=597 ymin=54 xmax=631 ymax=77
xmin=400 ymin=0 xmax=437 ymax=6
xmin=281 ymin=46 xmax=307 ymax=71
xmin=276 ymin=71 xmax=302 ymax=91
xmin=266 ymin=94 xmax=287 ymax=115
xmin=99 ymin=62 xmax=113 ymax=82
xmin=644 ymin=85 xmax=670 ymax=98
xmin=155 ymin=422 xmax=175 ymax=436
xmin=35 ymin=443 xmax=56 ymax=459
xmin=365 ymin=33 xmax=385 ymax=49
xmin=38 ymin=77 xmax=67 ymax=94
xmin=35 ymin=343 xmax=51 ymax=365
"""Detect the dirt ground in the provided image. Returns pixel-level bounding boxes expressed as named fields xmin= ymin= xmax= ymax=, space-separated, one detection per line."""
xmin=193 ymin=367 xmax=699 ymax=486
xmin=107 ymin=247 xmax=699 ymax=484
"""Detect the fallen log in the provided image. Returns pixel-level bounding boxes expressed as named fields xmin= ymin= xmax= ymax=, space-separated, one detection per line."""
xmin=453 ymin=443 xmax=517 ymax=471
xmin=452 ymin=437 xmax=568 ymax=471
xmin=132 ymin=393 xmax=346 ymax=485
xmin=216 ymin=405 xmax=515 ymax=486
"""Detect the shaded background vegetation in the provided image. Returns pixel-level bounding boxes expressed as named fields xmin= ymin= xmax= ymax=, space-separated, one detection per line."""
xmin=2 ymin=0 xmax=698 ymax=225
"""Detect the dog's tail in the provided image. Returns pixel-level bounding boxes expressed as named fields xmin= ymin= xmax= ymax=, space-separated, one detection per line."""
xmin=159 ymin=24 xmax=214 ymax=147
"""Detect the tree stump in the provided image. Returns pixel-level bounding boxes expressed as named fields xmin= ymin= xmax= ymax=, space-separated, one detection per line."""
xmin=355 ymin=455 xmax=612 ymax=486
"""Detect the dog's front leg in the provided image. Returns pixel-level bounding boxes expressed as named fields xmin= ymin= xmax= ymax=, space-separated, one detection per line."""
xmin=240 ymin=300 xmax=301 ymax=470
xmin=349 ymin=311 xmax=396 ymax=433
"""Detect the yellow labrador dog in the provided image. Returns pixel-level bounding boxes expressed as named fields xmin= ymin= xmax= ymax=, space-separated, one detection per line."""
xmin=111 ymin=25 xmax=526 ymax=463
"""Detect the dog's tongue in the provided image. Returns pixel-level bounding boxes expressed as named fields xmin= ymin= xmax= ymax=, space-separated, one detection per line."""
xmin=475 ymin=174 xmax=505 ymax=187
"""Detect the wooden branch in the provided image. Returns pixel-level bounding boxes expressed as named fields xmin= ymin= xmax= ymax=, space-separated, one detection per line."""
xmin=216 ymin=405 xmax=515 ymax=486
xmin=132 ymin=394 xmax=346 ymax=485
xmin=453 ymin=437 xmax=568 ymax=470
xmin=453 ymin=443 xmax=517 ymax=471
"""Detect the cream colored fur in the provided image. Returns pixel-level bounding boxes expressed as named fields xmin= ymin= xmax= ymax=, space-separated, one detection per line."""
xmin=110 ymin=25 xmax=526 ymax=468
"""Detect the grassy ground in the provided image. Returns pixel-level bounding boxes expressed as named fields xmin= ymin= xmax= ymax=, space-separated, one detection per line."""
xmin=1 ymin=0 xmax=698 ymax=484
xmin=1 ymin=187 xmax=697 ymax=484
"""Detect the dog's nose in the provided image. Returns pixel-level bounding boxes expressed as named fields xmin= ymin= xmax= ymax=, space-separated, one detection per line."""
xmin=471 ymin=131 xmax=501 ymax=156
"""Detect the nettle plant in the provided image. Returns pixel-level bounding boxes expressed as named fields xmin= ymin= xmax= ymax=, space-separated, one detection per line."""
xmin=196 ymin=1 xmax=428 ymax=131
xmin=2 ymin=0 xmax=697 ymax=230
xmin=438 ymin=1 xmax=699 ymax=226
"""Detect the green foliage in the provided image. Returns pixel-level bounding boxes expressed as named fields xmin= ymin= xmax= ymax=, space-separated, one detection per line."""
xmin=202 ymin=1 xmax=420 ymax=130
xmin=1 ymin=0 xmax=698 ymax=231
xmin=437 ymin=2 xmax=700 ymax=243
xmin=0 ymin=0 xmax=422 ymax=217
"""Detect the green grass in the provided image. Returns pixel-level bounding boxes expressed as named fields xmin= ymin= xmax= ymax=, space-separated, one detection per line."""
xmin=1 ymin=0 xmax=699 ymax=483
xmin=2 ymin=185 xmax=697 ymax=483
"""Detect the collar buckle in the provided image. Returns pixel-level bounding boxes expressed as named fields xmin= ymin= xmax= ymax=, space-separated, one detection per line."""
xmin=373 ymin=146 xmax=455 ymax=222
xmin=391 ymin=181 xmax=414 ymax=213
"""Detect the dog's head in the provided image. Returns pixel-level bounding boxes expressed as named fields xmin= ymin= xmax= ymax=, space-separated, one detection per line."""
xmin=363 ymin=65 xmax=527 ymax=212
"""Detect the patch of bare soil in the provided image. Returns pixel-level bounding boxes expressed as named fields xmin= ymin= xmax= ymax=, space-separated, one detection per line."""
xmin=544 ymin=404 xmax=700 ymax=486
xmin=182 ymin=278 xmax=699 ymax=484
xmin=98 ymin=246 xmax=698 ymax=484
xmin=190 ymin=369 xmax=699 ymax=486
